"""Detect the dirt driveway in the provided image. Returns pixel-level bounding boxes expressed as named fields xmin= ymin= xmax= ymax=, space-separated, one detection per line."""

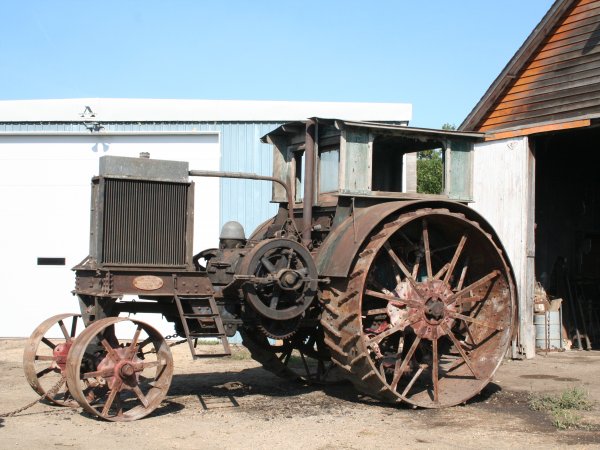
xmin=1 ymin=339 xmax=599 ymax=449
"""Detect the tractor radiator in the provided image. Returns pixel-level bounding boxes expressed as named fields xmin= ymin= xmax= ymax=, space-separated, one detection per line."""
xmin=91 ymin=155 xmax=193 ymax=268
xmin=102 ymin=179 xmax=189 ymax=266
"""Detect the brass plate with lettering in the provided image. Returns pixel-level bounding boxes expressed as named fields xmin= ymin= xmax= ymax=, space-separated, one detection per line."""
xmin=133 ymin=275 xmax=164 ymax=291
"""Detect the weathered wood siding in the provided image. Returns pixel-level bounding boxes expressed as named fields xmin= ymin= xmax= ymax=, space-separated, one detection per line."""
xmin=480 ymin=0 xmax=600 ymax=131
xmin=340 ymin=129 xmax=372 ymax=193
xmin=471 ymin=137 xmax=536 ymax=358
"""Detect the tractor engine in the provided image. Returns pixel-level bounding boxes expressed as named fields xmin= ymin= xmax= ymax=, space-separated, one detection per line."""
xmin=199 ymin=221 xmax=319 ymax=340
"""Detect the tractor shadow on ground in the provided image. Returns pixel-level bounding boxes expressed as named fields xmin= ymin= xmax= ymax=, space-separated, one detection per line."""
xmin=164 ymin=367 xmax=504 ymax=416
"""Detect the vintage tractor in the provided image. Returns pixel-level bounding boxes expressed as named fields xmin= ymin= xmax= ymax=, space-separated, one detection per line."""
xmin=23 ymin=118 xmax=516 ymax=421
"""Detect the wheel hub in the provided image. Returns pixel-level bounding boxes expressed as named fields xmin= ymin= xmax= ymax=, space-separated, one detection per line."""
xmin=424 ymin=297 xmax=445 ymax=322
xmin=277 ymin=269 xmax=304 ymax=291
xmin=97 ymin=348 xmax=141 ymax=390
xmin=53 ymin=342 xmax=72 ymax=373
xmin=408 ymin=279 xmax=457 ymax=340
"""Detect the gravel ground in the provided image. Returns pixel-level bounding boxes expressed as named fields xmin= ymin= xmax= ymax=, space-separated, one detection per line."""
xmin=1 ymin=339 xmax=599 ymax=449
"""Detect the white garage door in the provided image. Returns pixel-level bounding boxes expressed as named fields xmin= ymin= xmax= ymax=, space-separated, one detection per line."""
xmin=0 ymin=134 xmax=220 ymax=337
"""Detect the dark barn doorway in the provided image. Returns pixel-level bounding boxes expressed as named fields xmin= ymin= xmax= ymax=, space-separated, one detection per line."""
xmin=533 ymin=126 xmax=600 ymax=349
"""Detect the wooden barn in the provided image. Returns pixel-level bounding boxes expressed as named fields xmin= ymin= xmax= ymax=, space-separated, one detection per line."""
xmin=461 ymin=0 xmax=600 ymax=357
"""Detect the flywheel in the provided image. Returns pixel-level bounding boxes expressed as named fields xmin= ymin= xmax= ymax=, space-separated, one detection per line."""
xmin=237 ymin=238 xmax=319 ymax=321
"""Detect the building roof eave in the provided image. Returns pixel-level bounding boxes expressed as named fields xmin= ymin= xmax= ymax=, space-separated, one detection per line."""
xmin=459 ymin=0 xmax=577 ymax=132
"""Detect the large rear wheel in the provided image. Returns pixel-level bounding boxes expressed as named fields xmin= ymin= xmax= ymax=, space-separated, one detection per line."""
xmin=321 ymin=208 xmax=515 ymax=408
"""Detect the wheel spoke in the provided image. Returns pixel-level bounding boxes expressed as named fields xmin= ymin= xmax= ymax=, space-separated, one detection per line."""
xmin=411 ymin=260 xmax=420 ymax=279
xmin=83 ymin=368 xmax=115 ymax=379
xmin=453 ymin=295 xmax=485 ymax=305
xmin=41 ymin=337 xmax=56 ymax=350
xmin=298 ymin=351 xmax=311 ymax=380
xmin=136 ymin=360 xmax=163 ymax=371
xmin=441 ymin=323 xmax=479 ymax=379
xmin=132 ymin=385 xmax=150 ymax=408
xmin=433 ymin=263 xmax=449 ymax=280
xmin=280 ymin=252 xmax=292 ymax=270
xmin=260 ymin=256 xmax=277 ymax=274
xmin=402 ymin=365 xmax=425 ymax=397
xmin=35 ymin=354 xmax=55 ymax=361
xmin=383 ymin=241 xmax=413 ymax=280
xmin=36 ymin=366 xmax=57 ymax=378
xmin=457 ymin=263 xmax=468 ymax=291
xmin=365 ymin=307 xmax=389 ymax=316
xmin=57 ymin=320 xmax=71 ymax=341
xmin=432 ymin=338 xmax=439 ymax=403
xmin=101 ymin=380 xmax=123 ymax=416
xmin=367 ymin=322 xmax=406 ymax=346
xmin=449 ymin=311 xmax=504 ymax=331
xmin=70 ymin=316 xmax=78 ymax=338
xmin=269 ymin=287 xmax=280 ymax=309
xmin=390 ymin=335 xmax=421 ymax=391
xmin=126 ymin=325 xmax=143 ymax=359
xmin=365 ymin=289 xmax=421 ymax=309
xmin=465 ymin=325 xmax=478 ymax=346
xmin=444 ymin=234 xmax=468 ymax=284
xmin=447 ymin=270 xmax=500 ymax=305
xmin=138 ymin=336 xmax=154 ymax=351
xmin=282 ymin=350 xmax=292 ymax=366
xmin=422 ymin=219 xmax=433 ymax=280
xmin=101 ymin=339 xmax=122 ymax=362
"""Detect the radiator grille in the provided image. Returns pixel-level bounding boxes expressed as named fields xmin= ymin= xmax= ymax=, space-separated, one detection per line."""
xmin=101 ymin=178 xmax=189 ymax=266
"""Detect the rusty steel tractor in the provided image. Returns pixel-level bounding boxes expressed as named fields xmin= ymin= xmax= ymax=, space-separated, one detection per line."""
xmin=24 ymin=118 xmax=516 ymax=421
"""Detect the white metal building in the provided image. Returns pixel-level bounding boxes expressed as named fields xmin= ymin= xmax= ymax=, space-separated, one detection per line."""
xmin=0 ymin=99 xmax=411 ymax=337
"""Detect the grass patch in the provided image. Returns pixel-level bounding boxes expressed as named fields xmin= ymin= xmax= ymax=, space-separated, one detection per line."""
xmin=528 ymin=387 xmax=594 ymax=430
xmin=230 ymin=349 xmax=251 ymax=360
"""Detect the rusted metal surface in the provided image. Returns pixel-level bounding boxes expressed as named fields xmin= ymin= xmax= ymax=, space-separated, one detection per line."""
xmin=23 ymin=120 xmax=518 ymax=421
xmin=75 ymin=270 xmax=214 ymax=297
xmin=320 ymin=209 xmax=514 ymax=407
xmin=302 ymin=120 xmax=316 ymax=247
xmin=315 ymin=199 xmax=512 ymax=278
xmin=236 ymin=238 xmax=318 ymax=321
xmin=65 ymin=317 xmax=173 ymax=422
xmin=23 ymin=314 xmax=84 ymax=407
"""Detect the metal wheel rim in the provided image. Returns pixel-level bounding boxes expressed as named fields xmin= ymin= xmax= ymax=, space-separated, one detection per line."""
xmin=320 ymin=209 xmax=515 ymax=408
xmin=23 ymin=313 xmax=84 ymax=407
xmin=65 ymin=317 xmax=174 ymax=421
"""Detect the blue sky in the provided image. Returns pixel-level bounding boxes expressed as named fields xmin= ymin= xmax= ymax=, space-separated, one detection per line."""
xmin=0 ymin=1 xmax=554 ymax=128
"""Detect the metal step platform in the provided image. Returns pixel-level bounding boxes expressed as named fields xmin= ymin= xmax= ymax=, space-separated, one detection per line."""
xmin=174 ymin=295 xmax=231 ymax=358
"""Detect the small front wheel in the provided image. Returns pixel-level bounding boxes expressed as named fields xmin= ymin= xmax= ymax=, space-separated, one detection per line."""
xmin=66 ymin=317 xmax=174 ymax=421
xmin=23 ymin=313 xmax=85 ymax=406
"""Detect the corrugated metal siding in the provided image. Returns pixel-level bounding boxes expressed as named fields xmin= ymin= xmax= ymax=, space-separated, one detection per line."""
xmin=0 ymin=121 xmax=281 ymax=236
xmin=480 ymin=0 xmax=600 ymax=131
xmin=218 ymin=122 xmax=281 ymax=236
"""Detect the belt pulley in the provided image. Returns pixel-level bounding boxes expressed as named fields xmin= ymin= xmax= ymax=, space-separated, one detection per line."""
xmin=236 ymin=238 xmax=319 ymax=321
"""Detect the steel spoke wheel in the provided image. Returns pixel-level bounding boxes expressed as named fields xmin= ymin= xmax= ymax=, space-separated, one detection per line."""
xmin=322 ymin=209 xmax=515 ymax=408
xmin=23 ymin=313 xmax=85 ymax=406
xmin=66 ymin=317 xmax=173 ymax=421
xmin=241 ymin=324 xmax=342 ymax=384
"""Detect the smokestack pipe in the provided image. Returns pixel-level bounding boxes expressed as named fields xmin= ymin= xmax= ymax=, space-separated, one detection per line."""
xmin=302 ymin=119 xmax=316 ymax=247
